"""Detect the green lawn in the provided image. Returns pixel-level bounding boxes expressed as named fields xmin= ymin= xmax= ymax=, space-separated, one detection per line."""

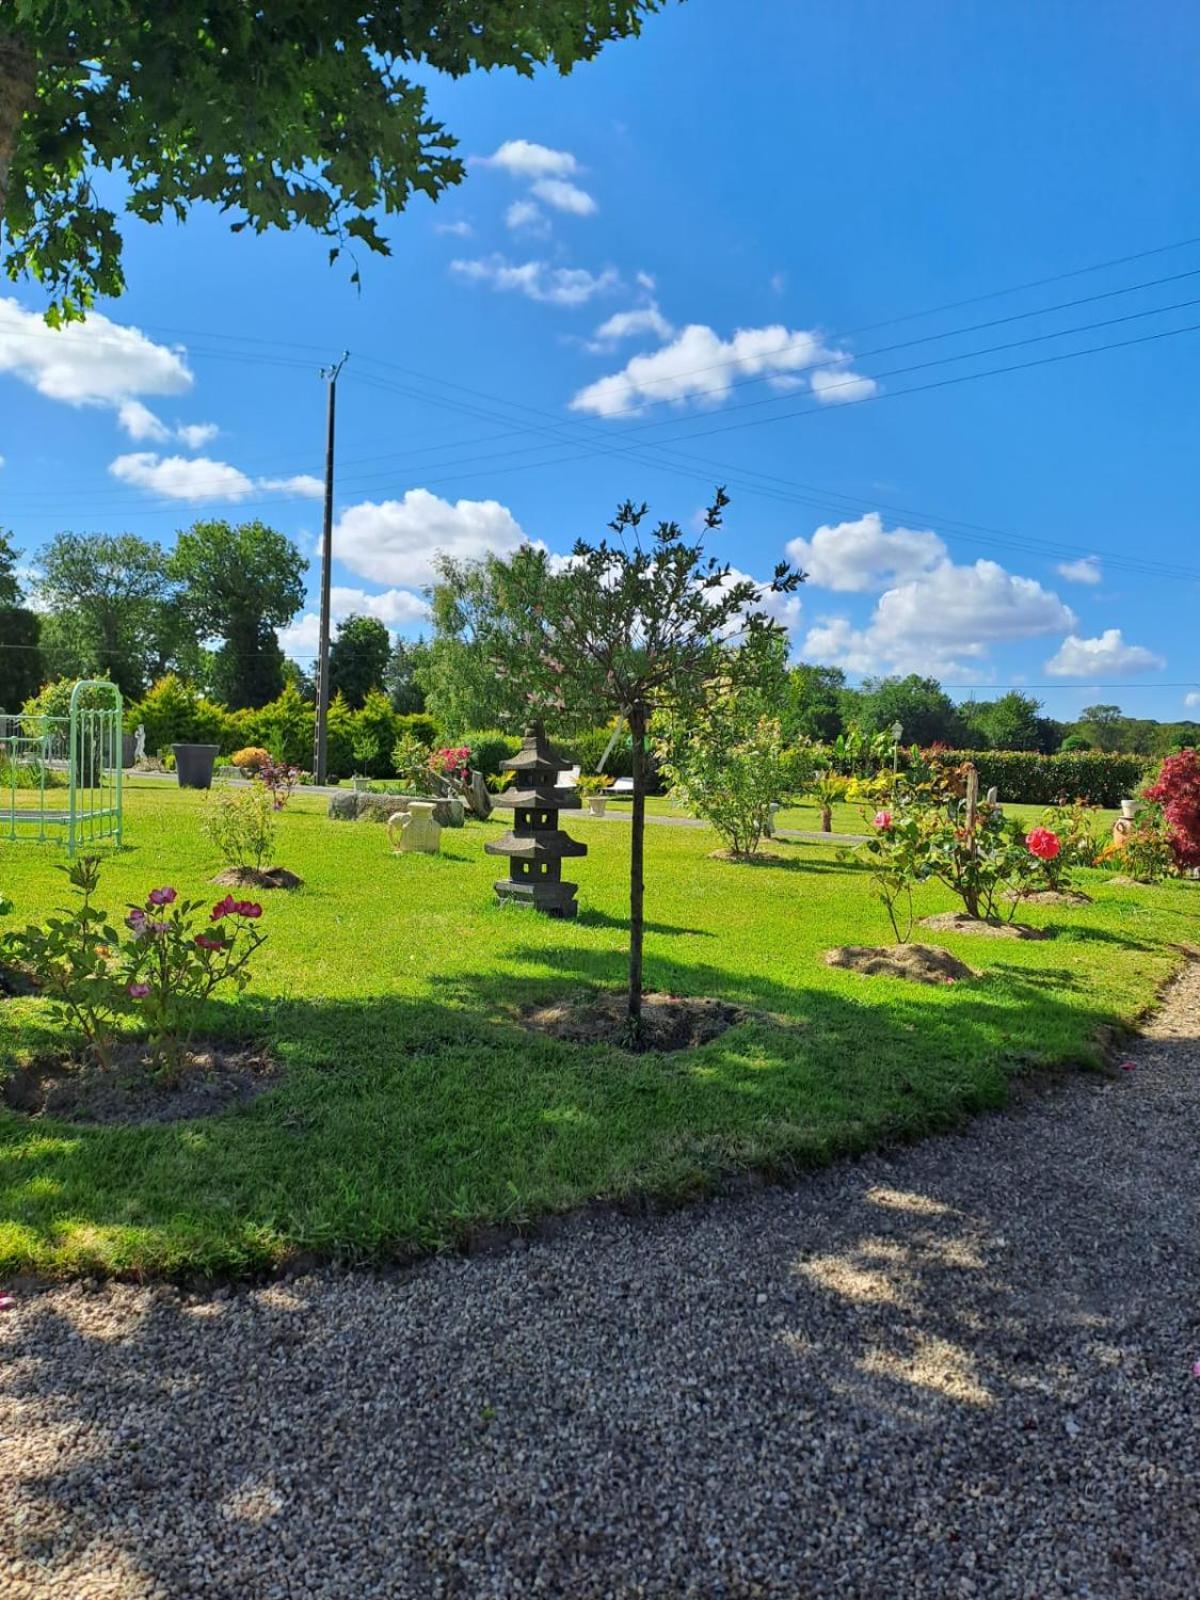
xmin=0 ymin=781 xmax=1193 ymax=1279
xmin=631 ymin=793 xmax=1120 ymax=837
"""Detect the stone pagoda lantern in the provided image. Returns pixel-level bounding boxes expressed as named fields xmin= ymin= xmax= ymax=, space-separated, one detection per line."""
xmin=486 ymin=724 xmax=586 ymax=918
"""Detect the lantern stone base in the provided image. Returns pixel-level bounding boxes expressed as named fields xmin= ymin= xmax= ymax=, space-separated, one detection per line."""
xmin=492 ymin=875 xmax=579 ymax=918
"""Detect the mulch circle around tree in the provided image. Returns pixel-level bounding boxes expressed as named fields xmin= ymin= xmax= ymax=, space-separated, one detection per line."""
xmin=920 ymin=911 xmax=1053 ymax=940
xmin=823 ymin=943 xmax=978 ymax=985
xmin=3 ymin=1044 xmax=281 ymax=1125
xmin=707 ymin=848 xmax=788 ymax=865
xmin=520 ymin=990 xmax=746 ymax=1053
xmin=0 ymin=963 xmax=38 ymax=1000
xmin=212 ymin=866 xmax=303 ymax=890
xmin=1003 ymin=888 xmax=1093 ymax=907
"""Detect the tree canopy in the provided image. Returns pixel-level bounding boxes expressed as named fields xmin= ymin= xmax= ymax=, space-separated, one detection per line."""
xmin=35 ymin=530 xmax=171 ymax=699
xmin=170 ymin=520 xmax=306 ymax=710
xmin=0 ymin=2 xmax=664 ymax=318
xmin=0 ymin=529 xmax=41 ymax=709
xmin=328 ymin=614 xmax=392 ymax=710
xmin=855 ymin=674 xmax=965 ymax=748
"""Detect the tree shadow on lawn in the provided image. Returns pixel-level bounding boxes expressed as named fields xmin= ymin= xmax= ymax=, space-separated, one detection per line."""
xmin=3 ymin=988 xmax=1196 ymax=1598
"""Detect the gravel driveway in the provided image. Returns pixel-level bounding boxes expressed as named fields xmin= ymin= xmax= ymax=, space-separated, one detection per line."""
xmin=3 ymin=963 xmax=1198 ymax=1600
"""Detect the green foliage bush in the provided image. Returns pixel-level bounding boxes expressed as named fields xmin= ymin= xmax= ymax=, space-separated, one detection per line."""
xmin=921 ymin=749 xmax=1155 ymax=807
xmin=461 ymin=729 xmax=522 ymax=777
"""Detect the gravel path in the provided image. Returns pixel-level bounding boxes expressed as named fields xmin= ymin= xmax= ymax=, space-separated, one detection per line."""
xmin=3 ymin=965 xmax=1198 ymax=1600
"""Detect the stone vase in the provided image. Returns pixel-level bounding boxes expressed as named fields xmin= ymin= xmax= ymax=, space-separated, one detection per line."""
xmin=388 ymin=801 xmax=442 ymax=855
xmin=587 ymin=794 xmax=607 ymax=817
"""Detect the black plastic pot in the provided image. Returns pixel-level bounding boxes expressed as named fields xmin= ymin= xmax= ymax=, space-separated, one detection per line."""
xmin=172 ymin=742 xmax=220 ymax=790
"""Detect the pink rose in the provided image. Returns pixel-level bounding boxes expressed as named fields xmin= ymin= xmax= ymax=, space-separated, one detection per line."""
xmin=147 ymin=887 xmax=177 ymax=906
xmin=211 ymin=894 xmax=239 ymax=921
xmin=236 ymin=901 xmax=263 ymax=919
xmin=1026 ymin=827 xmax=1062 ymax=861
xmin=873 ymin=810 xmax=893 ymax=830
xmin=127 ymin=982 xmax=150 ymax=999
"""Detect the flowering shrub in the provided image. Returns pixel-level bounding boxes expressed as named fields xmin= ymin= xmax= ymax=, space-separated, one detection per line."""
xmin=231 ymin=746 xmax=272 ymax=776
xmin=258 ymin=757 xmax=300 ymax=810
xmin=391 ymin=733 xmax=442 ymax=795
xmin=430 ymin=745 xmax=472 ymax=783
xmin=1098 ymin=810 xmax=1175 ymax=884
xmin=1143 ymin=749 xmax=1200 ymax=870
xmin=0 ymin=861 xmax=266 ymax=1077
xmin=202 ymin=783 xmax=277 ymax=870
xmin=655 ymin=695 xmax=792 ymax=860
xmin=1026 ymin=827 xmax=1061 ymax=861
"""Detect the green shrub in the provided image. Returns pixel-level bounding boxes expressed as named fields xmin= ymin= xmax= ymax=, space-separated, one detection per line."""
xmin=919 ymin=749 xmax=1155 ymax=808
xmin=393 ymin=712 xmax=438 ymax=748
xmin=202 ymin=783 xmax=277 ymax=871
xmin=248 ymin=684 xmax=313 ymax=769
xmin=461 ymin=729 xmax=522 ymax=777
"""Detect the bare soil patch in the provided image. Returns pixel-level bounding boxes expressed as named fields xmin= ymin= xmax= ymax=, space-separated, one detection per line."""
xmin=521 ymin=990 xmax=746 ymax=1053
xmin=212 ymin=866 xmax=303 ymax=890
xmin=920 ymin=911 xmax=1052 ymax=940
xmin=0 ymin=962 xmax=38 ymax=999
xmin=823 ymin=943 xmax=978 ymax=985
xmin=707 ymin=848 xmax=788 ymax=865
xmin=1003 ymin=888 xmax=1092 ymax=907
xmin=3 ymin=1043 xmax=280 ymax=1125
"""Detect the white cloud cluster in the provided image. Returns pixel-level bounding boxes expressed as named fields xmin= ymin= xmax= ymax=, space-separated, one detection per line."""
xmin=109 ymin=454 xmax=326 ymax=503
xmin=587 ymin=303 xmax=675 ymax=350
xmin=801 ymin=549 xmax=1075 ymax=677
xmin=117 ymin=399 xmax=218 ymax=450
xmin=476 ymin=140 xmax=579 ymax=179
xmin=333 ymin=488 xmax=531 ymax=589
xmin=1055 ymin=556 xmax=1103 ymax=585
xmin=787 ymin=513 xmax=946 ymax=593
xmin=475 ymin=138 xmax=597 ymax=233
xmin=1044 ymin=629 xmax=1165 ymax=677
xmin=450 ymin=255 xmax=618 ymax=307
xmin=1185 ymin=691 xmax=1200 ymax=709
xmin=0 ymin=297 xmax=191 ymax=408
xmin=570 ymin=322 xmax=877 ymax=417
xmin=531 ymin=177 xmax=596 ymax=217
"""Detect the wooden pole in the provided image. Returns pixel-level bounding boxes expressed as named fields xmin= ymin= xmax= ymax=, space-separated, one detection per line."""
xmin=312 ymin=352 xmax=348 ymax=784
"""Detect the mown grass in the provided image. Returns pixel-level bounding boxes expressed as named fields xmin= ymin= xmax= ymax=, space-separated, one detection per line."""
xmin=0 ymin=781 xmax=1194 ymax=1279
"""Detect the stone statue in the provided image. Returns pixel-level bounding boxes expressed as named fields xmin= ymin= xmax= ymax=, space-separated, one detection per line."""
xmin=134 ymin=724 xmax=146 ymax=763
xmin=387 ymin=802 xmax=441 ymax=855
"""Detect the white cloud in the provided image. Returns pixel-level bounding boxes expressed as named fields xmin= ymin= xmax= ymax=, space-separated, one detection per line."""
xmin=531 ymin=177 xmax=596 ymax=216
xmin=635 ymin=271 xmax=656 ymax=292
xmin=505 ymin=200 xmax=547 ymax=232
xmin=809 ymin=367 xmax=879 ymax=405
xmin=0 ymin=297 xmax=192 ymax=409
xmin=1055 ymin=556 xmax=1102 ymax=585
xmin=109 ymin=452 xmax=255 ymax=501
xmin=450 ymin=254 xmax=618 ymax=307
xmin=117 ymin=401 xmax=219 ymax=450
xmin=329 ymin=586 xmax=430 ymax=626
xmin=334 ymin=489 xmax=530 ymax=588
xmin=176 ymin=421 xmax=219 ymax=450
xmin=1045 ymin=629 xmax=1165 ymax=677
xmin=260 ymin=473 xmax=325 ymax=500
xmin=117 ymin=399 xmax=171 ymax=443
xmin=770 ymin=271 xmax=787 ymax=296
xmin=786 ymin=513 xmax=946 ymax=593
xmin=277 ymin=613 xmax=322 ymax=658
xmin=588 ymin=303 xmax=675 ymax=349
xmin=476 ymin=139 xmax=578 ymax=179
xmin=802 ymin=556 xmax=1075 ymax=677
xmin=434 ymin=219 xmax=473 ymax=237
xmin=722 ymin=567 xmax=802 ymax=636
xmin=569 ymin=322 xmax=873 ymax=417
xmin=1185 ymin=691 xmax=1200 ymax=709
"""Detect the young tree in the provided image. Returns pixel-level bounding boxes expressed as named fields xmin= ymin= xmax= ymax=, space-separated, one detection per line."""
xmin=492 ymin=489 xmax=801 ymax=1039
xmin=1 ymin=4 xmax=664 ymax=319
xmin=171 ymin=520 xmax=306 ymax=709
xmin=328 ymin=614 xmax=392 ymax=709
xmin=35 ymin=530 xmax=171 ymax=698
xmin=0 ymin=528 xmax=41 ymax=708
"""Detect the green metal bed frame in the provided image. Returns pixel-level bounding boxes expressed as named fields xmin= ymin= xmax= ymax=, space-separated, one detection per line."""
xmin=0 ymin=680 xmax=124 ymax=854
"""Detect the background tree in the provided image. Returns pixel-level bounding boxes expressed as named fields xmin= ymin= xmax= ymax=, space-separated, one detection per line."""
xmin=328 ymin=614 xmax=392 ymax=710
xmin=1 ymin=3 xmax=664 ymax=319
xmin=1073 ymin=704 xmax=1126 ymax=753
xmin=417 ymin=554 xmax=531 ymax=735
xmin=384 ymin=638 xmax=428 ymax=714
xmin=35 ymin=531 xmax=170 ymax=698
xmin=171 ymin=520 xmax=306 ymax=710
xmin=0 ymin=529 xmax=42 ymax=708
xmin=784 ymin=662 xmax=848 ymax=742
xmin=491 ymin=488 xmax=801 ymax=1039
xmin=856 ymin=674 xmax=966 ymax=748
xmin=960 ymin=691 xmax=1050 ymax=752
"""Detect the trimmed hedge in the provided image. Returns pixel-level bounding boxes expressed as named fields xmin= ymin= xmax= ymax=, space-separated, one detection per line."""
xmin=923 ymin=749 xmax=1157 ymax=807
xmin=462 ymin=729 xmax=523 ymax=777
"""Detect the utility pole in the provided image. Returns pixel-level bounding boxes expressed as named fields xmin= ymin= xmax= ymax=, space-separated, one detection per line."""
xmin=312 ymin=352 xmax=349 ymax=784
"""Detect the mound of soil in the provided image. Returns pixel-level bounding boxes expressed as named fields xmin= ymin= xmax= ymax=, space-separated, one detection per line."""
xmin=521 ymin=991 xmax=745 ymax=1053
xmin=213 ymin=866 xmax=303 ymax=890
xmin=3 ymin=1043 xmax=280 ymax=1125
xmin=1004 ymin=888 xmax=1092 ymax=907
xmin=0 ymin=963 xmax=38 ymax=999
xmin=920 ymin=911 xmax=1052 ymax=940
xmin=707 ymin=848 xmax=788 ymax=864
xmin=824 ymin=943 xmax=977 ymax=985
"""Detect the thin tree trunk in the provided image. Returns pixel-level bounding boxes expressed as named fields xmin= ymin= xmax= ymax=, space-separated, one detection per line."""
xmin=627 ymin=703 xmax=646 ymax=1040
xmin=0 ymin=31 xmax=35 ymax=222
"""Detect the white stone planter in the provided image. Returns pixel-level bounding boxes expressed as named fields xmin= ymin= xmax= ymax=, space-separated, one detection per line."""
xmin=1120 ymin=798 xmax=1137 ymax=820
xmin=587 ymin=795 xmax=608 ymax=817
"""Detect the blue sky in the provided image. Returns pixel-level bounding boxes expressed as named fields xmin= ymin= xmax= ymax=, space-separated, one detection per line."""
xmin=2 ymin=1 xmax=1199 ymax=720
